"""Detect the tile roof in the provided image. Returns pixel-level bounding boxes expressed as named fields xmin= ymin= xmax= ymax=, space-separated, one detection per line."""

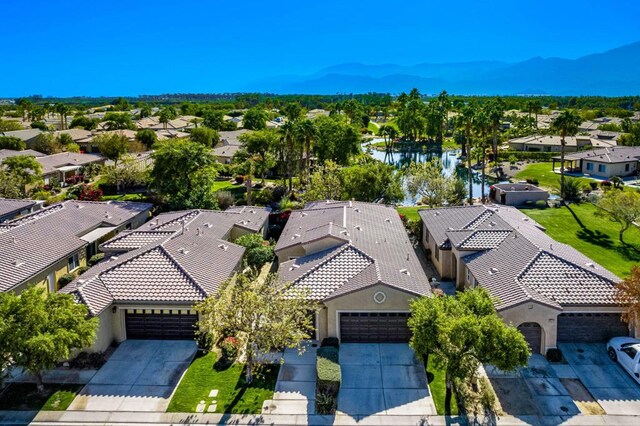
xmin=0 ymin=149 xmax=46 ymax=161
xmin=560 ymin=146 xmax=640 ymax=164
xmin=277 ymin=201 xmax=431 ymax=300
xmin=0 ymin=200 xmax=152 ymax=293
xmin=61 ymin=207 xmax=270 ymax=315
xmin=36 ymin=152 xmax=106 ymax=175
xmin=420 ymin=205 xmax=620 ymax=310
xmin=0 ymin=198 xmax=37 ymax=220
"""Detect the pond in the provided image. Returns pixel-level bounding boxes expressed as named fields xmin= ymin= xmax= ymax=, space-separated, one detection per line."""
xmin=362 ymin=139 xmax=496 ymax=206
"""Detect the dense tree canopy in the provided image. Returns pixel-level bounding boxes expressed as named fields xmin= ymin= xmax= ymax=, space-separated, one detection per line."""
xmin=243 ymin=107 xmax=268 ymax=130
xmin=95 ymin=133 xmax=129 ymax=165
xmin=313 ymin=115 xmax=361 ymax=165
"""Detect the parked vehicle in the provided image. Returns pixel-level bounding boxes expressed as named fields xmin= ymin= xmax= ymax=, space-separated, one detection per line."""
xmin=607 ymin=337 xmax=640 ymax=384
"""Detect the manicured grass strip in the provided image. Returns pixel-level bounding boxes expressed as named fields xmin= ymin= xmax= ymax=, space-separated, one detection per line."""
xmin=101 ymin=193 xmax=149 ymax=202
xmin=397 ymin=206 xmax=424 ymax=221
xmin=513 ymin=162 xmax=593 ymax=191
xmin=0 ymin=383 xmax=81 ymax=411
xmin=167 ymin=352 xmax=279 ymax=414
xmin=520 ymin=203 xmax=640 ymax=278
xmin=426 ymin=357 xmax=458 ymax=416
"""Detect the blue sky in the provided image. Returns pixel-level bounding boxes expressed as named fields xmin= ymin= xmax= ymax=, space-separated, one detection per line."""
xmin=2 ymin=0 xmax=640 ymax=96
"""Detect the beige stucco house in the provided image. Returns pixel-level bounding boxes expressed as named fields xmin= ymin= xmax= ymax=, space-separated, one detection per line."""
xmin=0 ymin=200 xmax=152 ymax=295
xmin=61 ymin=207 xmax=270 ymax=352
xmin=276 ymin=201 xmax=431 ymax=343
xmin=419 ymin=205 xmax=628 ymax=354
xmin=555 ymin=146 xmax=640 ymax=179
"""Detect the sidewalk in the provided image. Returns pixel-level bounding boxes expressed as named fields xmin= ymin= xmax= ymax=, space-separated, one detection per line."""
xmin=2 ymin=410 xmax=640 ymax=425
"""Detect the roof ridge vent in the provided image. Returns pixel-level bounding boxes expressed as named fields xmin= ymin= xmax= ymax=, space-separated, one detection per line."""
xmin=400 ymin=268 xmax=410 ymax=276
xmin=196 ymin=227 xmax=202 ymax=236
xmin=178 ymin=247 xmax=189 ymax=254
xmin=218 ymin=243 xmax=228 ymax=251
xmin=385 ymin=218 xmax=391 ymax=223
xmin=12 ymin=260 xmax=25 ymax=267
xmin=489 ymin=267 xmax=499 ymax=275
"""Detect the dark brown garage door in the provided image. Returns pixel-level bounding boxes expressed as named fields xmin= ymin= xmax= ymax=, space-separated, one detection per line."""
xmin=518 ymin=322 xmax=542 ymax=354
xmin=339 ymin=312 xmax=411 ymax=343
xmin=557 ymin=313 xmax=628 ymax=343
xmin=125 ymin=310 xmax=197 ymax=340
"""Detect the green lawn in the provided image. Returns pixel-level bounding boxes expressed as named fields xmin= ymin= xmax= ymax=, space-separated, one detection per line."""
xmin=397 ymin=206 xmax=424 ymax=221
xmin=166 ymin=352 xmax=279 ymax=414
xmin=520 ymin=203 xmax=640 ymax=278
xmin=513 ymin=162 xmax=593 ymax=191
xmin=101 ymin=193 xmax=149 ymax=202
xmin=0 ymin=383 xmax=81 ymax=411
xmin=426 ymin=358 xmax=458 ymax=416
xmin=367 ymin=122 xmax=379 ymax=134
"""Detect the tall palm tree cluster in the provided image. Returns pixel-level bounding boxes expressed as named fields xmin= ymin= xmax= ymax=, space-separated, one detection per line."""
xmin=395 ymin=89 xmax=451 ymax=142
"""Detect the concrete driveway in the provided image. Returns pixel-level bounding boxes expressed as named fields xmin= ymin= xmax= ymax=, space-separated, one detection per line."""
xmin=68 ymin=340 xmax=197 ymax=412
xmin=337 ymin=343 xmax=436 ymax=417
xmin=556 ymin=342 xmax=640 ymax=415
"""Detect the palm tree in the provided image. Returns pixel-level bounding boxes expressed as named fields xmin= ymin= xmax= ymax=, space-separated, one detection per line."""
xmin=551 ymin=110 xmax=582 ymax=201
xmin=54 ymin=103 xmax=70 ymax=130
xmin=473 ymin=108 xmax=491 ymax=203
xmin=279 ymin=122 xmax=298 ymax=192
xmin=461 ymin=104 xmax=475 ymax=204
xmin=487 ymin=98 xmax=506 ymax=162
xmin=295 ymin=119 xmax=316 ymax=184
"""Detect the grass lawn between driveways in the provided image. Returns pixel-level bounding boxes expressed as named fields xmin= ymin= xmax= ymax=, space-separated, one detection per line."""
xmin=520 ymin=203 xmax=640 ymax=278
xmin=514 ymin=162 xmax=594 ymax=191
xmin=0 ymin=383 xmax=81 ymax=411
xmin=397 ymin=206 xmax=423 ymax=221
xmin=166 ymin=352 xmax=279 ymax=414
xmin=426 ymin=357 xmax=458 ymax=416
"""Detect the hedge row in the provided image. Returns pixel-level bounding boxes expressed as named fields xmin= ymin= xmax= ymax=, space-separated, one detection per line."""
xmin=316 ymin=346 xmax=341 ymax=414
xmin=497 ymin=151 xmax=557 ymax=162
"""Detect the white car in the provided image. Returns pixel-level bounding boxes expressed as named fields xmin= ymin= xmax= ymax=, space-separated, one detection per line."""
xmin=607 ymin=337 xmax=640 ymax=384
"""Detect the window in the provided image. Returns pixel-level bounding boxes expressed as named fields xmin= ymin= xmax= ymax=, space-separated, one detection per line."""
xmin=435 ymin=246 xmax=440 ymax=261
xmin=586 ymin=162 xmax=593 ymax=171
xmin=626 ymin=164 xmax=630 ymax=172
xmin=126 ymin=223 xmax=132 ymax=230
xmin=598 ymin=164 xmax=606 ymax=173
xmin=622 ymin=346 xmax=637 ymax=360
xmin=425 ymin=230 xmax=430 ymax=243
xmin=68 ymin=254 xmax=79 ymax=271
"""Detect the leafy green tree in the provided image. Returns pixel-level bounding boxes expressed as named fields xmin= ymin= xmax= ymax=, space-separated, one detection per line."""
xmin=113 ymin=97 xmax=131 ymax=111
xmin=0 ymin=169 xmax=24 ymax=198
xmin=378 ymin=125 xmax=398 ymax=150
xmin=281 ymin=102 xmax=304 ymax=122
xmin=615 ymin=266 xmax=640 ymax=326
xmin=158 ymin=106 xmax=177 ymax=129
xmin=238 ymin=129 xmax=279 ymax=185
xmin=196 ymin=273 xmax=315 ymax=383
xmin=102 ymin=157 xmax=148 ymax=193
xmin=294 ymin=119 xmax=317 ymax=183
xmin=138 ymin=102 xmax=152 ymax=119
xmin=202 ymin=109 xmax=224 ymax=130
xmin=342 ymin=162 xmax=404 ymax=203
xmin=32 ymin=132 xmax=61 ymax=155
xmin=0 ymin=136 xmax=26 ymax=150
xmin=135 ymin=129 xmax=158 ymax=149
xmin=234 ymin=234 xmax=275 ymax=270
xmin=57 ymin=133 xmax=73 ymax=146
xmin=0 ymin=287 xmax=99 ymax=392
xmin=243 ymin=107 xmax=268 ymax=130
xmin=66 ymin=142 xmax=81 ymax=153
xmin=0 ymin=120 xmax=24 ymax=132
xmin=313 ymin=115 xmax=361 ymax=165
xmin=30 ymin=121 xmax=48 ymax=131
xmin=596 ymin=190 xmax=640 ymax=244
xmin=150 ymin=139 xmax=219 ymax=209
xmin=189 ymin=127 xmax=219 ymax=147
xmin=95 ymin=133 xmax=129 ymax=166
xmin=303 ymin=161 xmax=343 ymax=202
xmin=405 ymin=159 xmax=465 ymax=207
xmin=104 ymin=112 xmax=135 ymax=130
xmin=69 ymin=116 xmax=99 ymax=130
xmin=551 ymin=110 xmax=582 ymax=201
xmin=409 ymin=288 xmax=530 ymax=414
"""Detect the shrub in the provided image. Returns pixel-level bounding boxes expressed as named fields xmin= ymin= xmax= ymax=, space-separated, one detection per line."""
xmin=535 ymin=200 xmax=547 ymax=209
xmin=271 ymin=185 xmax=288 ymax=202
xmin=525 ymin=178 xmax=539 ymax=185
xmin=589 ymin=182 xmax=598 ymax=190
xmin=88 ymin=253 xmax=105 ymax=266
xmin=321 ymin=337 xmax=340 ymax=349
xmin=561 ymin=177 xmax=583 ymax=202
xmin=316 ymin=346 xmax=341 ymax=395
xmin=219 ymin=336 xmax=241 ymax=362
xmin=76 ymin=265 xmax=90 ymax=275
xmin=601 ymin=180 xmax=612 ymax=187
xmin=215 ymin=190 xmax=235 ymax=210
xmin=316 ymin=390 xmax=337 ymax=415
xmin=508 ymin=155 xmax=518 ymax=165
xmin=253 ymin=187 xmax=273 ymax=206
xmin=57 ymin=273 xmax=76 ymax=288
xmin=546 ymin=348 xmax=564 ymax=363
xmin=235 ymin=175 xmax=245 ymax=184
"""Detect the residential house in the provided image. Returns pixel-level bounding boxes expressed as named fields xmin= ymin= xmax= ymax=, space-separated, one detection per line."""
xmin=213 ymin=129 xmax=248 ymax=164
xmin=554 ymin=146 xmax=640 ymax=179
xmin=508 ymin=135 xmax=615 ymax=152
xmin=0 ymin=149 xmax=46 ymax=162
xmin=61 ymin=206 xmax=270 ymax=352
xmin=419 ymin=205 xmax=628 ymax=354
xmin=1 ymin=129 xmax=42 ymax=146
xmin=0 ymin=200 xmax=152 ymax=295
xmin=489 ymin=183 xmax=549 ymax=206
xmin=276 ymin=201 xmax=431 ymax=343
xmin=0 ymin=198 xmax=41 ymax=223
xmin=36 ymin=152 xmax=106 ymax=185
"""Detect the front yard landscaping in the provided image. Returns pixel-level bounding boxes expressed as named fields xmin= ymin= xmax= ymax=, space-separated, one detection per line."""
xmin=166 ymin=352 xmax=279 ymax=414
xmin=426 ymin=357 xmax=458 ymax=415
xmin=520 ymin=203 xmax=640 ymax=278
xmin=514 ymin=162 xmax=593 ymax=190
xmin=0 ymin=383 xmax=81 ymax=411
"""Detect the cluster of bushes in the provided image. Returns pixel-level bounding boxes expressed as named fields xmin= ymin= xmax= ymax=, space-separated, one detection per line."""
xmin=316 ymin=338 xmax=341 ymax=414
xmin=68 ymin=351 xmax=107 ymax=369
xmin=234 ymin=233 xmax=275 ymax=270
xmin=217 ymin=336 xmax=241 ymax=368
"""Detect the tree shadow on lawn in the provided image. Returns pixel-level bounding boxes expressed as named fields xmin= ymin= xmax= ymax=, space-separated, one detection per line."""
xmin=215 ymin=361 xmax=279 ymax=415
xmin=617 ymin=243 xmax=640 ymax=263
xmin=576 ymin=228 xmax=614 ymax=249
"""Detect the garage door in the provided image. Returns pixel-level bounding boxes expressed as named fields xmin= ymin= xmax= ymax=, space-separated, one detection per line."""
xmin=125 ymin=310 xmax=197 ymax=340
xmin=518 ymin=322 xmax=542 ymax=354
xmin=339 ymin=312 xmax=411 ymax=343
xmin=557 ymin=313 xmax=628 ymax=343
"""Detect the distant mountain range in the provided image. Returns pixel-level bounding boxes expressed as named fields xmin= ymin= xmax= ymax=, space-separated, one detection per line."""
xmin=245 ymin=42 xmax=640 ymax=96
